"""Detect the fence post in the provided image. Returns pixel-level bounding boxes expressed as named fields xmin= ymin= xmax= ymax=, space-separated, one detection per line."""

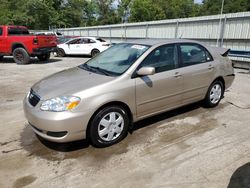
xmin=220 ymin=16 xmax=227 ymax=47
xmin=109 ymin=27 xmax=112 ymax=43
xmin=145 ymin=24 xmax=149 ymax=38
xmin=124 ymin=24 xmax=127 ymax=40
xmin=175 ymin=21 xmax=179 ymax=38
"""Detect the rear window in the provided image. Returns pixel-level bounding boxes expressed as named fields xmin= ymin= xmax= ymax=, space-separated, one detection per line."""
xmin=8 ymin=27 xmax=29 ymax=35
xmin=0 ymin=27 xmax=2 ymax=35
xmin=96 ymin=38 xmax=106 ymax=42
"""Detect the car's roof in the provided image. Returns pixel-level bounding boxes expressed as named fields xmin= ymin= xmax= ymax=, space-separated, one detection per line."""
xmin=125 ymin=38 xmax=204 ymax=46
xmin=74 ymin=36 xmax=100 ymax=40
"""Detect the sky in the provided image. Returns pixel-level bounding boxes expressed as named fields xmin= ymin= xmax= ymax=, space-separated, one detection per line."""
xmin=194 ymin=0 xmax=203 ymax=4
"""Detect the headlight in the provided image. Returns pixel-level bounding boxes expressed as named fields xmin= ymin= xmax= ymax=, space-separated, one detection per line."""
xmin=40 ymin=96 xmax=81 ymax=112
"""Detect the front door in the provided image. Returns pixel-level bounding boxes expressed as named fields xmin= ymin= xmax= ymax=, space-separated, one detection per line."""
xmin=65 ymin=38 xmax=82 ymax=54
xmin=135 ymin=44 xmax=183 ymax=118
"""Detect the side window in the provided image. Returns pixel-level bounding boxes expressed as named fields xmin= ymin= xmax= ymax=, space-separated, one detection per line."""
xmin=89 ymin=39 xmax=96 ymax=43
xmin=0 ymin=27 xmax=2 ymax=36
xmin=180 ymin=44 xmax=212 ymax=66
xmin=80 ymin=38 xmax=95 ymax=44
xmin=140 ymin=44 xmax=178 ymax=73
xmin=68 ymin=39 xmax=81 ymax=44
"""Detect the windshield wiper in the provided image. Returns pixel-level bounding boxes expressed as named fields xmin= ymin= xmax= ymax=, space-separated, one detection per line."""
xmin=79 ymin=64 xmax=112 ymax=76
xmin=79 ymin=63 xmax=92 ymax=71
xmin=89 ymin=66 xmax=112 ymax=76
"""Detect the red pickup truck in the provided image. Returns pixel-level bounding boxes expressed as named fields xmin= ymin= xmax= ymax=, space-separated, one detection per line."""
xmin=0 ymin=26 xmax=57 ymax=64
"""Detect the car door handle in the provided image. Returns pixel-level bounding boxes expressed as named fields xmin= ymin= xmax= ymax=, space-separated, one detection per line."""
xmin=174 ymin=72 xmax=182 ymax=78
xmin=208 ymin=65 xmax=214 ymax=70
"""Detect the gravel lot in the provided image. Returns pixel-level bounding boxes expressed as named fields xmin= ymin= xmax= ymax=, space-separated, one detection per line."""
xmin=0 ymin=56 xmax=250 ymax=188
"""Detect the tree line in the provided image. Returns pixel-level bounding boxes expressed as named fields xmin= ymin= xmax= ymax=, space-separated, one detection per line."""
xmin=0 ymin=0 xmax=249 ymax=30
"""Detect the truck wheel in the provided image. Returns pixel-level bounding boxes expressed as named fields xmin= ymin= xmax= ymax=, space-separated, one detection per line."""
xmin=13 ymin=48 xmax=30 ymax=65
xmin=0 ymin=56 xmax=3 ymax=61
xmin=37 ymin=53 xmax=50 ymax=61
xmin=57 ymin=48 xmax=65 ymax=57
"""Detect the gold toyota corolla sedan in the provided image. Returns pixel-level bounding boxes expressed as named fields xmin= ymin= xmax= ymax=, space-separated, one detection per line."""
xmin=23 ymin=39 xmax=235 ymax=147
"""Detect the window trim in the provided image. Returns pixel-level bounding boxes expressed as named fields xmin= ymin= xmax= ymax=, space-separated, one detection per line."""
xmin=132 ymin=43 xmax=179 ymax=78
xmin=177 ymin=42 xmax=214 ymax=67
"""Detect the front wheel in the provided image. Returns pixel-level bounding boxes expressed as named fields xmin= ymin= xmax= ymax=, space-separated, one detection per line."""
xmin=13 ymin=48 xmax=30 ymax=65
xmin=204 ymin=80 xmax=224 ymax=108
xmin=88 ymin=106 xmax=129 ymax=148
xmin=37 ymin=53 xmax=50 ymax=61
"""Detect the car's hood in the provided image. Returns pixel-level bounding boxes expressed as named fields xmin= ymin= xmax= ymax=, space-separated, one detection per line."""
xmin=32 ymin=67 xmax=114 ymax=99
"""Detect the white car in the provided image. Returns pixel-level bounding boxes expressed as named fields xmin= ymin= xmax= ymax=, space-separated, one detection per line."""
xmin=57 ymin=37 xmax=110 ymax=57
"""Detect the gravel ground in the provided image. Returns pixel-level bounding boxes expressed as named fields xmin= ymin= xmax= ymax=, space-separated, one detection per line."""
xmin=0 ymin=56 xmax=250 ymax=188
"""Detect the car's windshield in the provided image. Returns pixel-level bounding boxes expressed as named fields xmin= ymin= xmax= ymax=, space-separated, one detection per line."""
xmin=79 ymin=43 xmax=150 ymax=76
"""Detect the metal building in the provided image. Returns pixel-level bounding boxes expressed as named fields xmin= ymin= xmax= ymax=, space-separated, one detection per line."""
xmin=58 ymin=12 xmax=250 ymax=62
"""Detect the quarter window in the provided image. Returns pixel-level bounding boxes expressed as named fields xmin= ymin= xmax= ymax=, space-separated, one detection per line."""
xmin=140 ymin=44 xmax=178 ymax=73
xmin=180 ymin=44 xmax=212 ymax=66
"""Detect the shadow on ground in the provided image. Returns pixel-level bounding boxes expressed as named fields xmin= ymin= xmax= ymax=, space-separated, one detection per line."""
xmin=227 ymin=162 xmax=250 ymax=188
xmin=0 ymin=57 xmax=62 ymax=64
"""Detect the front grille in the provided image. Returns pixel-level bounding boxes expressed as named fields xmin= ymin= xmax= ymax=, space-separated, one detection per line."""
xmin=28 ymin=89 xmax=40 ymax=107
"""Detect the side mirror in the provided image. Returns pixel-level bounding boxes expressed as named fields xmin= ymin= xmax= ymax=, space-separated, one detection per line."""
xmin=137 ymin=67 xmax=155 ymax=76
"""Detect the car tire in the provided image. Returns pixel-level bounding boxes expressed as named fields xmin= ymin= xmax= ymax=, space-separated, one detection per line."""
xmin=57 ymin=48 xmax=66 ymax=57
xmin=13 ymin=48 xmax=30 ymax=65
xmin=204 ymin=80 xmax=224 ymax=108
xmin=37 ymin=53 xmax=50 ymax=61
xmin=91 ymin=49 xmax=100 ymax=57
xmin=0 ymin=56 xmax=3 ymax=61
xmin=89 ymin=105 xmax=129 ymax=148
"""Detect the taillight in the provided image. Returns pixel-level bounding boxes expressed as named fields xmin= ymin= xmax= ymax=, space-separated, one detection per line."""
xmin=33 ymin=37 xmax=39 ymax=45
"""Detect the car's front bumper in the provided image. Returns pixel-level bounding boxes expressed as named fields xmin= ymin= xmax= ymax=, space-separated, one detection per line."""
xmin=23 ymin=95 xmax=90 ymax=143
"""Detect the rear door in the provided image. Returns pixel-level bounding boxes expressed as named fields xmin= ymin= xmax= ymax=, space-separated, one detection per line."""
xmin=178 ymin=43 xmax=215 ymax=104
xmin=135 ymin=44 xmax=183 ymax=118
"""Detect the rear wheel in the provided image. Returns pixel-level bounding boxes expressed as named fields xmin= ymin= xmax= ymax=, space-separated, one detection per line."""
xmin=204 ymin=80 xmax=224 ymax=108
xmin=13 ymin=48 xmax=30 ymax=64
xmin=0 ymin=56 xmax=3 ymax=61
xmin=88 ymin=106 xmax=129 ymax=148
xmin=57 ymin=48 xmax=66 ymax=57
xmin=37 ymin=53 xmax=50 ymax=61
xmin=91 ymin=49 xmax=100 ymax=57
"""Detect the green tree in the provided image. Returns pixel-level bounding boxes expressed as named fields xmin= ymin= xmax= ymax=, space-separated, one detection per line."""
xmin=162 ymin=0 xmax=200 ymax=19
xmin=93 ymin=0 xmax=119 ymax=25
xmin=201 ymin=0 xmax=250 ymax=15
xmin=129 ymin=0 xmax=166 ymax=22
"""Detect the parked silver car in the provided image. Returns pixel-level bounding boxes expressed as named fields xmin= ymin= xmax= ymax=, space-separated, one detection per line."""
xmin=23 ymin=39 xmax=235 ymax=147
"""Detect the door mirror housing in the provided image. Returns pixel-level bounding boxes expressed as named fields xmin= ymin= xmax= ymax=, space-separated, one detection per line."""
xmin=137 ymin=67 xmax=155 ymax=76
